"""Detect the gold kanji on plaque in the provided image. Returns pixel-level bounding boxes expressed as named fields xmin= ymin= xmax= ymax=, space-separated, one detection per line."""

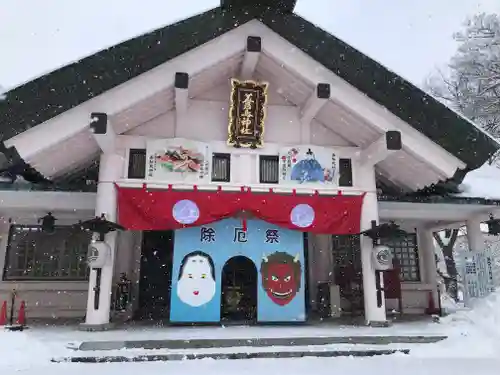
xmin=227 ymin=78 xmax=268 ymax=148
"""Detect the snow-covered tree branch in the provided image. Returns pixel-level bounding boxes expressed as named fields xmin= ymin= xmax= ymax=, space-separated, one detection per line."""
xmin=425 ymin=13 xmax=500 ymax=143
xmin=433 ymin=229 xmax=460 ymax=300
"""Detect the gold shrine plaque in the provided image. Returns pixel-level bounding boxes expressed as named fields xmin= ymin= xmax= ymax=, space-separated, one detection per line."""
xmin=227 ymin=78 xmax=268 ymax=148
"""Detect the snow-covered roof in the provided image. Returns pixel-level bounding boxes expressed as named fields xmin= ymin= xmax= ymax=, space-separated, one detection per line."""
xmin=458 ymin=161 xmax=500 ymax=200
xmin=1 ymin=3 xmax=497 ymax=171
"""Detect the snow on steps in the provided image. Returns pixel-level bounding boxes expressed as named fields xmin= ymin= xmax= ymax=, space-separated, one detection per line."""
xmin=72 ymin=334 xmax=446 ymax=351
xmin=52 ymin=347 xmax=411 ymax=363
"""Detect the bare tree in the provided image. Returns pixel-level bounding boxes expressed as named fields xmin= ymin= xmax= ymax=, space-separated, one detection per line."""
xmin=433 ymin=229 xmax=460 ymax=301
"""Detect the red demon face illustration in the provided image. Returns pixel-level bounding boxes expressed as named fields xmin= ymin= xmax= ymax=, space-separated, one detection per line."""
xmin=260 ymin=251 xmax=302 ymax=306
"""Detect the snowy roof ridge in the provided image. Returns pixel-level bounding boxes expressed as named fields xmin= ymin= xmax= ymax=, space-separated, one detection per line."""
xmin=458 ymin=160 xmax=500 ymax=200
xmin=425 ymin=91 xmax=500 ymax=150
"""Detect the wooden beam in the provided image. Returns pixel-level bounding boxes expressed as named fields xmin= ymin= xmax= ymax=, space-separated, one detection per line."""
xmin=89 ymin=112 xmax=116 ymax=153
xmin=300 ymin=83 xmax=330 ymax=143
xmin=221 ymin=0 xmax=297 ymax=13
xmin=174 ymin=72 xmax=189 ymax=136
xmin=258 ymin=27 xmax=466 ymax=177
xmin=358 ymin=131 xmax=402 ymax=166
xmin=240 ymin=36 xmax=261 ymax=80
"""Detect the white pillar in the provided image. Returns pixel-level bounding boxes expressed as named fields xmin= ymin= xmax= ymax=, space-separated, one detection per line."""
xmin=84 ymin=152 xmax=124 ymax=327
xmin=129 ymin=231 xmax=144 ymax=315
xmin=307 ymin=236 xmax=318 ymax=311
xmin=466 ymin=217 xmax=483 ymax=252
xmin=239 ymin=154 xmax=253 ymax=184
xmin=0 ymin=219 xmax=11 ymax=281
xmin=315 ymin=234 xmax=334 ymax=282
xmin=417 ymin=228 xmax=439 ymax=308
xmin=358 ymin=167 xmax=387 ymax=324
xmin=307 ymin=234 xmax=333 ymax=311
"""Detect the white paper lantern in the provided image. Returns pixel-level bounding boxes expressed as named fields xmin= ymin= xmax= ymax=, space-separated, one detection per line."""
xmin=87 ymin=241 xmax=111 ymax=268
xmin=172 ymin=199 xmax=200 ymax=224
xmin=372 ymin=245 xmax=393 ymax=271
xmin=290 ymin=204 xmax=315 ymax=228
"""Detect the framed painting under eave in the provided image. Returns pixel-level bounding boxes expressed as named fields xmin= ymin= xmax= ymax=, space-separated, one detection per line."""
xmin=227 ymin=78 xmax=268 ymax=149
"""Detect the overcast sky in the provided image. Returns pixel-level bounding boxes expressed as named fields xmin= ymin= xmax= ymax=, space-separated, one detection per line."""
xmin=0 ymin=0 xmax=499 ymax=90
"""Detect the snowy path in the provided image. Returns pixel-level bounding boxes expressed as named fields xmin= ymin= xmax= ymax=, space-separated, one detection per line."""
xmin=7 ymin=357 xmax=500 ymax=375
xmin=0 ymin=320 xmax=497 ymax=373
xmin=2 ymin=292 xmax=500 ymax=373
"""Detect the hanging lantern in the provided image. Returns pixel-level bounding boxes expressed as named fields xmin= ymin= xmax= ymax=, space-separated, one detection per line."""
xmin=361 ymin=221 xmax=408 ymax=241
xmin=485 ymin=214 xmax=500 ymax=236
xmin=74 ymin=213 xmax=125 ymax=235
xmin=87 ymin=241 xmax=111 ymax=268
xmin=372 ymin=245 xmax=394 ymax=271
xmin=39 ymin=212 xmax=56 ymax=234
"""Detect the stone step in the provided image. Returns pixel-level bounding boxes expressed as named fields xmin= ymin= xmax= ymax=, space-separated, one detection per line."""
xmin=75 ymin=335 xmax=446 ymax=351
xmin=54 ymin=348 xmax=411 ymax=363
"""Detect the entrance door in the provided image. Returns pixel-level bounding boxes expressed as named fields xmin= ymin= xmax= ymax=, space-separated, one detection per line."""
xmin=220 ymin=256 xmax=257 ymax=323
xmin=136 ymin=230 xmax=174 ymax=320
xmin=332 ymin=235 xmax=364 ymax=315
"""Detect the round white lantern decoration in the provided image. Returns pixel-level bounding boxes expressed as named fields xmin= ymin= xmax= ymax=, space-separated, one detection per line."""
xmin=290 ymin=204 xmax=315 ymax=228
xmin=372 ymin=245 xmax=393 ymax=271
xmin=172 ymin=199 xmax=200 ymax=224
xmin=87 ymin=241 xmax=111 ymax=268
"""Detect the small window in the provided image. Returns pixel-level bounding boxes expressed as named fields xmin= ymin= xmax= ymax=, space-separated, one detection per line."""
xmin=380 ymin=234 xmax=421 ymax=282
xmin=338 ymin=158 xmax=353 ymax=187
xmin=259 ymin=155 xmax=279 ymax=184
xmin=3 ymin=225 xmax=92 ymax=281
xmin=212 ymin=153 xmax=231 ymax=182
xmin=332 ymin=235 xmax=361 ymax=268
xmin=128 ymin=149 xmax=146 ymax=179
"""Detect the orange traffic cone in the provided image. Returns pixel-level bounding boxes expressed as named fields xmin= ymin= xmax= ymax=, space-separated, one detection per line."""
xmin=16 ymin=300 xmax=26 ymax=326
xmin=0 ymin=301 xmax=7 ymax=326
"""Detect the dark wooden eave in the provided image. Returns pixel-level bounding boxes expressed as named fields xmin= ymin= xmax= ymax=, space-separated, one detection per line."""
xmin=221 ymin=0 xmax=297 ymax=13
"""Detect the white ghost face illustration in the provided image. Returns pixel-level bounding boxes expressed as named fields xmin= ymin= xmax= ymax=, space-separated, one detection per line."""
xmin=177 ymin=253 xmax=216 ymax=307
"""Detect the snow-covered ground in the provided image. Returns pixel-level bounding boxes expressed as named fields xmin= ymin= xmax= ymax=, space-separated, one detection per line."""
xmin=9 ymin=357 xmax=500 ymax=375
xmin=0 ymin=357 xmax=497 ymax=375
xmin=0 ymin=320 xmax=447 ymax=370
xmin=1 ymin=292 xmax=500 ymax=374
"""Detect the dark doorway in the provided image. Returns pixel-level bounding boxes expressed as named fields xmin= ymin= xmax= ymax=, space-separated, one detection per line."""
xmin=332 ymin=235 xmax=364 ymax=315
xmin=220 ymin=256 xmax=257 ymax=323
xmin=136 ymin=230 xmax=174 ymax=320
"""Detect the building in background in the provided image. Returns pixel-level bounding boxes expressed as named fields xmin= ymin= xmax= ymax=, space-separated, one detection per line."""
xmin=0 ymin=0 xmax=499 ymax=329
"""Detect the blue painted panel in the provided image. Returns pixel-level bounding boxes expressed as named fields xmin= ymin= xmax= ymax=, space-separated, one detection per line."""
xmin=169 ymin=219 xmax=305 ymax=323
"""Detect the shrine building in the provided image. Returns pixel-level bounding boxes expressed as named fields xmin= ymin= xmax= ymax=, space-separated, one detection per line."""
xmin=0 ymin=0 xmax=499 ymax=329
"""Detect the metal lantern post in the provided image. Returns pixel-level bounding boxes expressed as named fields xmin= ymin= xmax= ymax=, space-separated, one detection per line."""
xmin=75 ymin=214 xmax=125 ymax=310
xmin=361 ymin=221 xmax=407 ymax=308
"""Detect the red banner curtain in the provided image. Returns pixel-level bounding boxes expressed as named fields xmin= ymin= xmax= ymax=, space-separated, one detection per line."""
xmin=116 ymin=186 xmax=364 ymax=235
